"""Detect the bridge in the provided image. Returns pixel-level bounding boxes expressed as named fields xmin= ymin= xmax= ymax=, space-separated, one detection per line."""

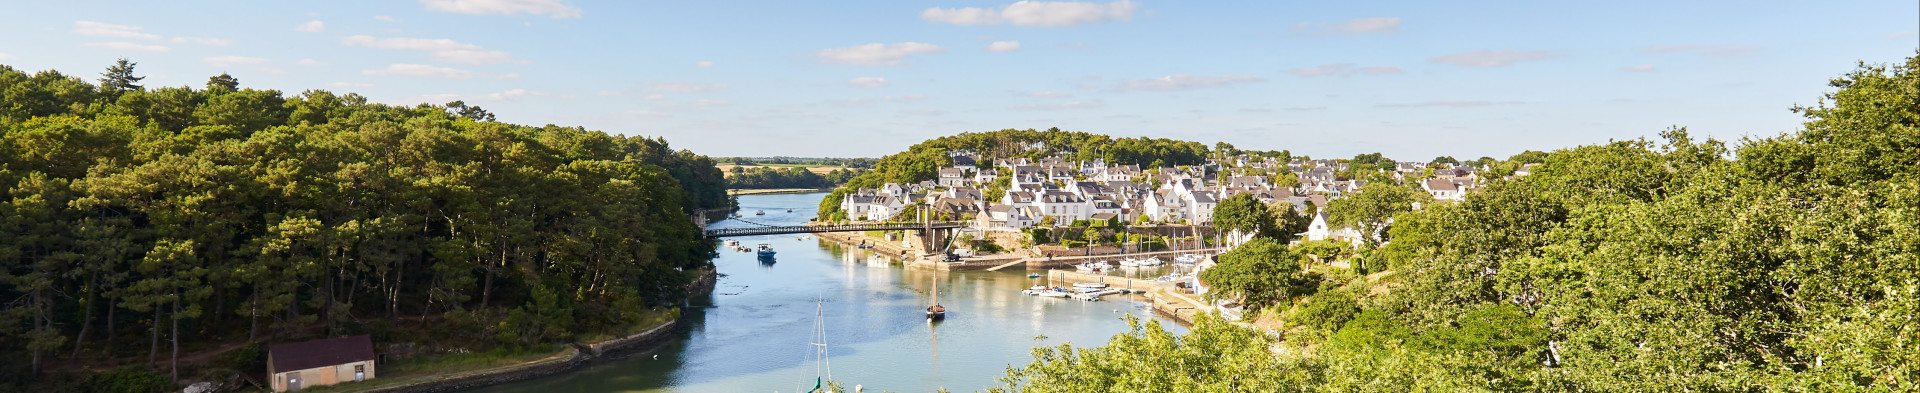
xmin=703 ymin=221 xmax=966 ymax=238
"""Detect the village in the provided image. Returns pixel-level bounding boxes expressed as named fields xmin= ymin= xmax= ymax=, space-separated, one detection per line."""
xmin=831 ymin=153 xmax=1529 ymax=249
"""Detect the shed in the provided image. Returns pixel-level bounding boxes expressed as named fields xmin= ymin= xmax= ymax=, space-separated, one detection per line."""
xmin=268 ymin=335 xmax=376 ymax=391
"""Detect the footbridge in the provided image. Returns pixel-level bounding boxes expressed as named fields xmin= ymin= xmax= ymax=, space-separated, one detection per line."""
xmin=704 ymin=220 xmax=965 ymax=238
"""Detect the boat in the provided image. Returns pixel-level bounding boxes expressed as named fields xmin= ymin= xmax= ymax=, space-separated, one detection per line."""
xmin=795 ymin=300 xmax=834 ymax=393
xmin=927 ymin=270 xmax=947 ymax=321
xmin=1174 ymin=254 xmax=1200 ymax=264
xmin=1020 ymin=285 xmax=1051 ymax=295
xmin=1136 ymin=257 xmax=1164 ymax=267
xmin=1036 ymin=290 xmax=1069 ymax=298
xmin=1027 ymin=272 xmax=1042 ymax=278
xmin=757 ymin=244 xmax=776 ymax=260
xmin=1074 ymin=261 xmax=1113 ymax=272
xmin=787 ymin=208 xmax=794 ymax=213
xmin=1073 ymin=282 xmax=1109 ymax=290
xmin=755 ymin=210 xmax=766 ymax=215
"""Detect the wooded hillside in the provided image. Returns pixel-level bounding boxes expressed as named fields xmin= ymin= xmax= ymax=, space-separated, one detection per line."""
xmin=0 ymin=60 xmax=727 ymax=388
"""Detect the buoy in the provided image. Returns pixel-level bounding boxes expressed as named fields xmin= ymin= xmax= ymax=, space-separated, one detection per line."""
xmin=653 ymin=355 xmax=659 ymax=360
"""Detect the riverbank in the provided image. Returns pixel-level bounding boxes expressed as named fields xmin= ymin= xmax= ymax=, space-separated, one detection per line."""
xmin=305 ymin=268 xmax=717 ymax=393
xmin=728 ymin=188 xmax=830 ymax=196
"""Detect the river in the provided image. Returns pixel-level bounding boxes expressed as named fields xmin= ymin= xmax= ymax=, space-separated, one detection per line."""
xmin=466 ymin=192 xmax=1184 ymax=393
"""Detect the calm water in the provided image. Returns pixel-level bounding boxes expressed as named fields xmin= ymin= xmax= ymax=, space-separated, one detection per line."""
xmin=467 ymin=193 xmax=1182 ymax=393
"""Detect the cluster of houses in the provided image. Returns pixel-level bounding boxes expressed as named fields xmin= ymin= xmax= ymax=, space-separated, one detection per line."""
xmin=838 ymin=154 xmax=1521 ymax=245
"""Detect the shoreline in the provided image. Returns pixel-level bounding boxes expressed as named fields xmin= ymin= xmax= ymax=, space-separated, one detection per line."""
xmin=726 ymin=188 xmax=830 ymax=196
xmin=341 ymin=268 xmax=717 ymax=393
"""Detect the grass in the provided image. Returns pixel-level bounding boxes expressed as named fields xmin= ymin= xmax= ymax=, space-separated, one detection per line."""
xmin=293 ymin=309 xmax=680 ymax=393
xmin=294 ymin=345 xmax=570 ymax=393
xmin=575 ymin=308 xmax=680 ymax=344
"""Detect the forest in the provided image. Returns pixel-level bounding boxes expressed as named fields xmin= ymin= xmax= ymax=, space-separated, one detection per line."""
xmin=0 ymin=60 xmax=728 ymax=390
xmin=992 ymin=56 xmax=1920 ymax=392
xmin=725 ymin=166 xmax=864 ymax=189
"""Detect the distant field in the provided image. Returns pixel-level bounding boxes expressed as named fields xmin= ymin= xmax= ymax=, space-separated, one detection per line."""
xmin=715 ymin=164 xmax=845 ymax=177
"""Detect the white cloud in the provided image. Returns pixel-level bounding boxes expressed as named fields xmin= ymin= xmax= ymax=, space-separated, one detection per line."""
xmin=1010 ymin=100 xmax=1105 ymax=110
xmin=1117 ymin=74 xmax=1264 ymax=91
xmin=1027 ymin=91 xmax=1071 ymax=98
xmin=888 ymin=94 xmax=926 ymax=103
xmin=691 ymin=99 xmax=732 ymax=107
xmin=204 ymin=56 xmax=269 ymax=67
xmin=83 ymin=42 xmax=170 ymax=52
xmin=340 ymin=35 xmax=518 ymax=64
xmin=329 ymin=82 xmax=375 ymax=88
xmin=848 ymin=77 xmax=889 ymax=88
xmin=375 ymin=15 xmax=401 ymax=22
xmin=1619 ymin=65 xmax=1656 ymax=72
xmin=923 ymin=1 xmax=1138 ymax=27
xmin=404 ymin=89 xmax=546 ymax=105
xmin=258 ymin=67 xmax=288 ymax=75
xmin=814 ymin=42 xmax=946 ymax=66
xmin=296 ymin=20 xmax=325 ymax=33
xmin=697 ymin=61 xmax=713 ymax=67
xmin=1890 ymin=31 xmax=1918 ymax=40
xmin=1376 ymin=100 xmax=1525 ymax=108
xmin=1428 ymin=50 xmax=1557 ymax=67
xmin=1290 ymin=63 xmax=1401 ymax=77
xmin=0 ymin=53 xmax=13 ymax=61
xmin=73 ymin=21 xmax=159 ymax=40
xmin=420 ymin=0 xmax=582 ymax=18
xmin=1290 ymin=63 xmax=1351 ymax=76
xmin=1293 ymin=17 xmax=1401 ymax=36
xmin=298 ymin=58 xmax=326 ymax=66
xmin=647 ymin=82 xmax=728 ymax=93
xmin=362 ymin=63 xmax=517 ymax=79
xmin=987 ymin=41 xmax=1022 ymax=52
xmin=171 ymin=37 xmax=231 ymax=46
xmin=1639 ymin=44 xmax=1762 ymax=58
xmin=643 ymin=94 xmax=667 ymax=100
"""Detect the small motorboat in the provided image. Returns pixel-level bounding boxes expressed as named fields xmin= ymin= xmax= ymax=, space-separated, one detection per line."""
xmin=1037 ymin=290 xmax=1069 ymax=298
xmin=1021 ymin=285 xmax=1051 ymax=295
xmin=926 ymin=304 xmax=946 ymax=320
xmin=787 ymin=208 xmax=794 ymax=213
xmin=1027 ymin=273 xmax=1042 ymax=278
xmin=1174 ymin=254 xmax=1200 ymax=264
xmin=1136 ymin=257 xmax=1164 ymax=267
xmin=1073 ymin=282 xmax=1109 ymax=290
xmin=756 ymin=243 xmax=776 ymax=260
xmin=755 ymin=210 xmax=766 ymax=216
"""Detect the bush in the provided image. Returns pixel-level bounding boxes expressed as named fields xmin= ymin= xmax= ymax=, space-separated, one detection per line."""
xmin=217 ymin=342 xmax=267 ymax=374
xmin=90 ymin=367 xmax=169 ymax=393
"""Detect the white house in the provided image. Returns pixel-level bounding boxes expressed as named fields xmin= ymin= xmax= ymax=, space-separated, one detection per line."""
xmin=1034 ymin=191 xmax=1090 ymax=223
xmin=1423 ymin=178 xmax=1464 ymax=201
xmin=269 ymin=335 xmax=376 ymax=392
xmin=937 ymin=168 xmax=967 ymax=188
xmin=866 ymin=195 xmax=906 ymax=221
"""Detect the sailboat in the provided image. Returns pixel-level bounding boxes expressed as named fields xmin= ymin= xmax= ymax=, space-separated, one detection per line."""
xmin=797 ymin=300 xmax=833 ymax=393
xmin=926 ymin=270 xmax=947 ymax=321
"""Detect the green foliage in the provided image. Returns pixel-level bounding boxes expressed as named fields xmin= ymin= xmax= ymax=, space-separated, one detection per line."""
xmin=1000 ymin=54 xmax=1920 ymax=392
xmin=1199 ymin=238 xmax=1301 ymax=309
xmin=87 ymin=367 xmax=169 ymax=393
xmin=990 ymin=314 xmax=1320 ymax=393
xmin=1324 ymin=180 xmax=1427 ymax=245
xmin=0 ymin=61 xmax=728 ymax=386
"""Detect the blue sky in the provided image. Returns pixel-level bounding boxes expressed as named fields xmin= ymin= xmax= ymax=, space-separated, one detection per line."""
xmin=2 ymin=0 xmax=1915 ymax=160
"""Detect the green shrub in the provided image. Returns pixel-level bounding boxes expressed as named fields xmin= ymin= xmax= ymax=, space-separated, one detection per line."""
xmin=90 ymin=367 xmax=169 ymax=393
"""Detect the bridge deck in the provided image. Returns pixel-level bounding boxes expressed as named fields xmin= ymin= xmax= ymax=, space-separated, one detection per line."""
xmin=704 ymin=222 xmax=964 ymax=238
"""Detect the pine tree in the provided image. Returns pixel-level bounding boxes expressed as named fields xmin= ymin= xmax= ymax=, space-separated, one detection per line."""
xmin=206 ymin=73 xmax=239 ymax=92
xmin=99 ymin=58 xmax=145 ymax=97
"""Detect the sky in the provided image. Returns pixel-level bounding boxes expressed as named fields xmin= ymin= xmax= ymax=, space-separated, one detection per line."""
xmin=1 ymin=0 xmax=1916 ymax=160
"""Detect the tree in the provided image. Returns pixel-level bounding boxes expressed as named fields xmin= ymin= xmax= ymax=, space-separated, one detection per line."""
xmin=205 ymin=73 xmax=239 ymax=92
xmin=1211 ymin=194 xmax=1275 ymax=239
xmin=98 ymin=58 xmax=145 ymax=97
xmin=1431 ymin=156 xmax=1458 ymax=165
xmin=1324 ymin=181 xmax=1425 ymax=245
xmin=1198 ymin=238 xmax=1300 ymax=309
